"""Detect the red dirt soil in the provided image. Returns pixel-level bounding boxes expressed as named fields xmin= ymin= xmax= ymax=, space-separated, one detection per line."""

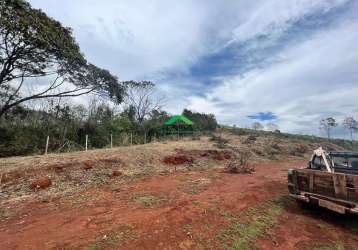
xmin=163 ymin=149 xmax=232 ymax=165
xmin=163 ymin=154 xmax=194 ymax=165
xmin=0 ymin=160 xmax=357 ymax=249
xmin=29 ymin=176 xmax=52 ymax=190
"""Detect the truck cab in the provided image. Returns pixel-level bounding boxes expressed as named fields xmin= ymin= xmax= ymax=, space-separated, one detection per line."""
xmin=309 ymin=151 xmax=358 ymax=174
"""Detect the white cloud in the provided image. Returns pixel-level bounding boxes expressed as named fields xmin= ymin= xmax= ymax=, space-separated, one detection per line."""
xmin=27 ymin=0 xmax=358 ymax=138
xmin=186 ymin=19 xmax=358 ymax=137
xmin=29 ymin=0 xmax=243 ymax=80
xmin=230 ymin=0 xmax=349 ymax=44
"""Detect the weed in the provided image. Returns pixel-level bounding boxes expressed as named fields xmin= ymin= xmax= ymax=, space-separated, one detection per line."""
xmin=182 ymin=178 xmax=211 ymax=195
xmin=204 ymin=223 xmax=214 ymax=230
xmin=192 ymin=200 xmax=201 ymax=206
xmin=211 ymin=134 xmax=229 ymax=149
xmin=312 ymin=243 xmax=347 ymax=250
xmin=85 ymin=224 xmax=136 ymax=250
xmin=183 ymin=223 xmax=192 ymax=233
xmin=226 ymin=150 xmax=254 ymax=174
xmin=216 ymin=197 xmax=285 ymax=250
xmin=131 ymin=193 xmax=167 ymax=207
xmin=220 ymin=210 xmax=236 ymax=220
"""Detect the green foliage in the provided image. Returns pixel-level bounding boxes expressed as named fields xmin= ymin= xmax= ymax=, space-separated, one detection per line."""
xmin=0 ymin=0 xmax=85 ymax=83
xmin=182 ymin=109 xmax=217 ymax=131
xmin=0 ymin=0 xmax=125 ymax=116
xmin=131 ymin=193 xmax=167 ymax=207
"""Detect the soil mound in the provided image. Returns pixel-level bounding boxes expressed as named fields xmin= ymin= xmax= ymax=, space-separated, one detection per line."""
xmin=30 ymin=176 xmax=51 ymax=189
xmin=163 ymin=155 xmax=194 ymax=165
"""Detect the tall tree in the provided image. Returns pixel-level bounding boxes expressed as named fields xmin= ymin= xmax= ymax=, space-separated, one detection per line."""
xmin=320 ymin=117 xmax=338 ymax=140
xmin=343 ymin=116 xmax=357 ymax=142
xmin=266 ymin=121 xmax=279 ymax=132
xmin=252 ymin=121 xmax=263 ymax=130
xmin=182 ymin=109 xmax=217 ymax=131
xmin=124 ymin=81 xmax=165 ymax=124
xmin=0 ymin=0 xmax=124 ymax=117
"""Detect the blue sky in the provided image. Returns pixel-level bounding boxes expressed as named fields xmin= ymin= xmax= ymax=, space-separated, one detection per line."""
xmin=28 ymin=0 xmax=358 ymax=139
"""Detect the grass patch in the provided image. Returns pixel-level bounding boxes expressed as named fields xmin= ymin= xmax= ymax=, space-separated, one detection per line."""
xmin=312 ymin=243 xmax=353 ymax=250
xmin=131 ymin=193 xmax=167 ymax=207
xmin=192 ymin=200 xmax=201 ymax=206
xmin=0 ymin=207 xmax=19 ymax=220
xmin=85 ymin=224 xmax=136 ymax=250
xmin=216 ymin=197 xmax=285 ymax=250
xmin=181 ymin=178 xmax=211 ymax=195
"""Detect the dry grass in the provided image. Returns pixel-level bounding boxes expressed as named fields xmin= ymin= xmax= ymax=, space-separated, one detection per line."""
xmin=1 ymin=131 xmax=339 ymax=207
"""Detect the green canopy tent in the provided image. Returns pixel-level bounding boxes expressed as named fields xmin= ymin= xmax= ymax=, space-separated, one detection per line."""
xmin=164 ymin=115 xmax=193 ymax=138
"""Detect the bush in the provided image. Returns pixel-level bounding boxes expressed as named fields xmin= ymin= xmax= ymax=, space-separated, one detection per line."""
xmin=211 ymin=134 xmax=229 ymax=148
xmin=243 ymin=135 xmax=257 ymax=144
xmin=226 ymin=151 xmax=255 ymax=174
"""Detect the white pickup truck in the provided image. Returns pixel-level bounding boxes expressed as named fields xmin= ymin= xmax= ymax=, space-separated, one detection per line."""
xmin=288 ymin=148 xmax=358 ymax=214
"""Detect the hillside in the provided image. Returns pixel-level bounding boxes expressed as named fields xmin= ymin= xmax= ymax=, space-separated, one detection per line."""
xmin=1 ymin=131 xmax=357 ymax=249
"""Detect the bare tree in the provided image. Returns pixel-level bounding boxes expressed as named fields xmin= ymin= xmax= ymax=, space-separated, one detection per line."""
xmin=124 ymin=81 xmax=165 ymax=124
xmin=266 ymin=121 xmax=279 ymax=132
xmin=343 ymin=116 xmax=357 ymax=142
xmin=320 ymin=117 xmax=338 ymax=140
xmin=252 ymin=121 xmax=263 ymax=130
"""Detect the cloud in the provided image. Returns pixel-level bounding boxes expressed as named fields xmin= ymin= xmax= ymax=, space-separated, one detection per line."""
xmin=27 ymin=0 xmax=358 ymax=139
xmin=186 ymin=17 xmax=358 ymax=137
xmin=230 ymin=0 xmax=349 ymax=44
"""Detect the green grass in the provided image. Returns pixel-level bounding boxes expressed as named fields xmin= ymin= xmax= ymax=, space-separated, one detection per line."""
xmin=85 ymin=224 xmax=136 ymax=250
xmin=192 ymin=200 xmax=201 ymax=206
xmin=216 ymin=197 xmax=285 ymax=250
xmin=181 ymin=178 xmax=211 ymax=195
xmin=131 ymin=193 xmax=167 ymax=207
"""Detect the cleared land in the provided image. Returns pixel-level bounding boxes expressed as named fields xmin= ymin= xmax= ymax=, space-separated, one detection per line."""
xmin=0 ymin=133 xmax=357 ymax=249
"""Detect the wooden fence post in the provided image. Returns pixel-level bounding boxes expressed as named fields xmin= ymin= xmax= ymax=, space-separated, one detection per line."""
xmin=45 ymin=136 xmax=49 ymax=155
xmin=130 ymin=132 xmax=133 ymax=146
xmin=144 ymin=132 xmax=146 ymax=144
xmin=85 ymin=134 xmax=88 ymax=151
xmin=110 ymin=133 xmax=113 ymax=148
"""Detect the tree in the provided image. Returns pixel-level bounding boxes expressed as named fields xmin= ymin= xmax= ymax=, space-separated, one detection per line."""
xmin=266 ymin=121 xmax=279 ymax=132
xmin=343 ymin=116 xmax=357 ymax=142
xmin=320 ymin=117 xmax=338 ymax=140
xmin=252 ymin=121 xmax=263 ymax=131
xmin=124 ymin=81 xmax=165 ymax=125
xmin=182 ymin=109 xmax=217 ymax=131
xmin=0 ymin=0 xmax=124 ymax=117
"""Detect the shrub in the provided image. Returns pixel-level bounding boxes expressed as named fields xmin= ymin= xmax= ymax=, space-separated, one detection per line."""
xmin=211 ymin=134 xmax=229 ymax=149
xmin=226 ymin=151 xmax=255 ymax=174
xmin=243 ymin=135 xmax=257 ymax=144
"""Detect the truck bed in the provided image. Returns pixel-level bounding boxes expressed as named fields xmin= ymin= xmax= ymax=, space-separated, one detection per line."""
xmin=288 ymin=169 xmax=358 ymax=214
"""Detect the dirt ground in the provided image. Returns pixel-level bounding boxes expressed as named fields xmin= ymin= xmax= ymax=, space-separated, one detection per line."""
xmin=0 ymin=135 xmax=357 ymax=249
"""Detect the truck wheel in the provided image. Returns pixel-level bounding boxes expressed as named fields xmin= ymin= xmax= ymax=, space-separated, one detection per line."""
xmin=296 ymin=200 xmax=312 ymax=209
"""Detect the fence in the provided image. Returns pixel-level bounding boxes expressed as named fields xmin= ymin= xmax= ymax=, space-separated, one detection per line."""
xmin=43 ymin=130 xmax=209 ymax=155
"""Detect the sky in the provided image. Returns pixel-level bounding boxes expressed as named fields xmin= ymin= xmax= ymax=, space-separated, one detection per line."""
xmin=28 ymin=0 xmax=358 ymax=139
